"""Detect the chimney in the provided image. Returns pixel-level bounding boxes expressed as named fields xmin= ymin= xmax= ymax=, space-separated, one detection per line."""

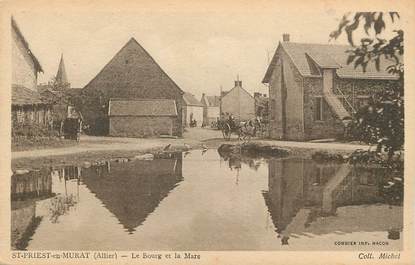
xmin=283 ymin=33 xmax=290 ymax=42
xmin=234 ymin=80 xmax=242 ymax=87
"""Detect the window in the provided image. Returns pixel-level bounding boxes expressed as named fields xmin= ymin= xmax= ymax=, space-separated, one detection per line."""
xmin=270 ymin=99 xmax=276 ymax=120
xmin=355 ymin=96 xmax=370 ymax=110
xmin=314 ymin=97 xmax=324 ymax=121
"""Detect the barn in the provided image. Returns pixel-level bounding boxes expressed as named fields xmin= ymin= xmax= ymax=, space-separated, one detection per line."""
xmin=82 ymin=37 xmax=184 ymax=137
xmin=108 ymin=98 xmax=178 ymax=137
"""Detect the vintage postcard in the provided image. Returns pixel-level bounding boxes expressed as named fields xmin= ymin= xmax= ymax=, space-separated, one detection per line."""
xmin=0 ymin=0 xmax=414 ymax=264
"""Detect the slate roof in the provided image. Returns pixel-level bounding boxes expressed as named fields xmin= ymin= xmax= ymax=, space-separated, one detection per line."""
xmin=222 ymin=84 xmax=254 ymax=100
xmin=12 ymin=85 xmax=46 ymax=106
xmin=263 ymin=42 xmax=400 ymax=83
xmin=206 ymin=96 xmax=220 ymax=107
xmin=11 ymin=17 xmax=43 ymax=73
xmin=183 ymin=92 xmax=204 ymax=107
xmin=108 ymin=99 xmax=178 ymax=116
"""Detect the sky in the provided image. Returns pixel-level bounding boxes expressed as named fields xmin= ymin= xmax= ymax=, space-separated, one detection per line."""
xmin=12 ymin=7 xmax=401 ymax=100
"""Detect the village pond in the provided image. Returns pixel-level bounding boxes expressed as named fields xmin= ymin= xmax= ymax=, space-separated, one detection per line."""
xmin=11 ymin=150 xmax=403 ymax=250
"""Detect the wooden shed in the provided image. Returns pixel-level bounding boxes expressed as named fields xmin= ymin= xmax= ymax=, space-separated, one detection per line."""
xmin=108 ymin=98 xmax=178 ymax=137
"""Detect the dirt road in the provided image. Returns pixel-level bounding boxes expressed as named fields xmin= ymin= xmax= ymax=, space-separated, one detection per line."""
xmin=11 ymin=127 xmax=370 ymax=170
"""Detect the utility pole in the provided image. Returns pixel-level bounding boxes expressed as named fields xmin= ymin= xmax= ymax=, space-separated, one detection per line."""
xmin=219 ymin=85 xmax=223 ymax=120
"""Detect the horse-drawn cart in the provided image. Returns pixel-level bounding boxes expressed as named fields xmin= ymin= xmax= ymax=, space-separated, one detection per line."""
xmin=63 ymin=118 xmax=82 ymax=141
xmin=218 ymin=117 xmax=262 ymax=141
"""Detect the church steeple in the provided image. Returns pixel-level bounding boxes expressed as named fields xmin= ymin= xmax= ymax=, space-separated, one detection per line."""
xmin=55 ymin=53 xmax=70 ymax=88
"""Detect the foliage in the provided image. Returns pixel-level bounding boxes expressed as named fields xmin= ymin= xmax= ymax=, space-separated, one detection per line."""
xmin=12 ymin=123 xmax=56 ymax=138
xmin=49 ymin=76 xmax=70 ymax=91
xmin=331 ymin=12 xmax=404 ymax=160
xmin=311 ymin=151 xmax=345 ymax=163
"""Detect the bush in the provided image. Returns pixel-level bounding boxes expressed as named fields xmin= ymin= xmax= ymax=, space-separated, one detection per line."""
xmin=12 ymin=123 xmax=57 ymax=138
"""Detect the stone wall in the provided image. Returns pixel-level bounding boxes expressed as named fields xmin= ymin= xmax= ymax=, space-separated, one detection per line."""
xmin=335 ymin=78 xmax=399 ymax=109
xmin=303 ymin=77 xmax=344 ymax=140
xmin=268 ymin=47 xmax=304 ymax=140
xmin=109 ymin=116 xmax=175 ymax=137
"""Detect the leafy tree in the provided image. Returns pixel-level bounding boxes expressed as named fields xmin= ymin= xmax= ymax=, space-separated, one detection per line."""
xmin=331 ymin=12 xmax=404 ymax=161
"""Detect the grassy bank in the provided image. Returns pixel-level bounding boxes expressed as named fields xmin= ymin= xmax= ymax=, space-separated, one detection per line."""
xmin=11 ymin=144 xmax=191 ymax=171
xmin=12 ymin=137 xmax=78 ymax=152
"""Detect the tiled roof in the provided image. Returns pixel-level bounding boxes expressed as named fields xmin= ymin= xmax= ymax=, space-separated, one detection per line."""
xmin=183 ymin=92 xmax=204 ymax=106
xmin=12 ymin=85 xmax=46 ymax=106
xmin=108 ymin=98 xmax=177 ymax=116
xmin=84 ymin=38 xmax=183 ymax=95
xmin=206 ymin=96 xmax=220 ymax=107
xmin=263 ymin=42 xmax=400 ymax=82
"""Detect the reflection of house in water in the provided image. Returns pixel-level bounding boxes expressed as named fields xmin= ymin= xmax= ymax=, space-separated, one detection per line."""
xmin=81 ymin=154 xmax=183 ymax=234
xmin=263 ymin=158 xmax=403 ymax=242
xmin=11 ymin=169 xmax=53 ymax=201
xmin=11 ymin=170 xmax=54 ymax=249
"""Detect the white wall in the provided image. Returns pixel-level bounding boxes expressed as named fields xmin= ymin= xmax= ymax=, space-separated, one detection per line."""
xmin=221 ymin=87 xmax=255 ymax=120
xmin=207 ymin=106 xmax=220 ymax=119
xmin=185 ymin=105 xmax=204 ymax=127
xmin=12 ymin=29 xmax=38 ymax=90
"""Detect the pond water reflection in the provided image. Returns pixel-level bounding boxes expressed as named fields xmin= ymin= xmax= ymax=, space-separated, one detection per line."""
xmin=11 ymin=150 xmax=403 ymax=250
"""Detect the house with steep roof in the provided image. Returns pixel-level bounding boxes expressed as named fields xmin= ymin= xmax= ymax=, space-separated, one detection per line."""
xmin=200 ymin=94 xmax=220 ymax=126
xmin=82 ymin=37 xmax=184 ymax=136
xmin=263 ymin=34 xmax=400 ymax=141
xmin=182 ymin=92 xmax=204 ymax=127
xmin=11 ymin=17 xmax=52 ymax=129
xmin=108 ymin=98 xmax=178 ymax=137
xmin=220 ymin=80 xmax=255 ymax=121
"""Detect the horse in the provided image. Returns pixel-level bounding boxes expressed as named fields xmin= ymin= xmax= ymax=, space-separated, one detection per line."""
xmin=238 ymin=117 xmax=262 ymax=141
xmin=218 ymin=118 xmax=241 ymax=140
xmin=219 ymin=117 xmax=262 ymax=141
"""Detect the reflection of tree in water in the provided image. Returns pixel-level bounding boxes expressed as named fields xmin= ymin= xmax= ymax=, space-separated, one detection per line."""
xmin=48 ymin=166 xmax=82 ymax=223
xmin=263 ymin=158 xmax=404 ymax=245
xmin=12 ymin=215 xmax=43 ymax=250
xmin=48 ymin=194 xmax=78 ymax=223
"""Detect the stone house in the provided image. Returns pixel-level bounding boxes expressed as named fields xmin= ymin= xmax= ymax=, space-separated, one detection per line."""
xmin=11 ymin=17 xmax=52 ymax=130
xmin=262 ymin=34 xmax=400 ymax=141
xmin=182 ymin=92 xmax=204 ymax=127
xmin=221 ymin=80 xmax=255 ymax=121
xmin=108 ymin=98 xmax=178 ymax=137
xmin=82 ymin=37 xmax=184 ymax=137
xmin=200 ymin=94 xmax=220 ymax=126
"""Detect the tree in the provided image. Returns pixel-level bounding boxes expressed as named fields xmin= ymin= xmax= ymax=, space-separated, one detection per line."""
xmin=330 ymin=12 xmax=404 ymax=161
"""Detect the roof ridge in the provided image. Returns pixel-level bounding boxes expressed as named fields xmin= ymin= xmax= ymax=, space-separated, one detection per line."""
xmin=110 ymin=98 xmax=175 ymax=101
xmin=11 ymin=17 xmax=43 ymax=73
xmin=282 ymin=41 xmax=351 ymax=47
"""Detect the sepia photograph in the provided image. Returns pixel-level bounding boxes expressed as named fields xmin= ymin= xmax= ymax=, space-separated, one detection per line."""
xmin=1 ymin=0 xmax=414 ymax=264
